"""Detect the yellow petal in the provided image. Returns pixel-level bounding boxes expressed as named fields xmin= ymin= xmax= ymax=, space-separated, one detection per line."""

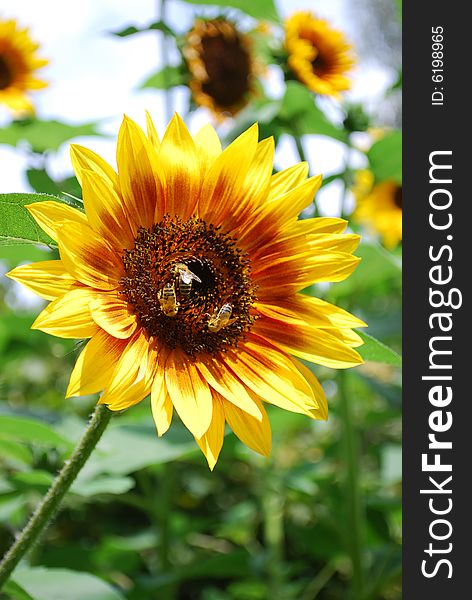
xmin=151 ymin=354 xmax=173 ymax=437
xmin=225 ymin=137 xmax=275 ymax=234
xmin=289 ymin=358 xmax=328 ymax=420
xmin=158 ymin=113 xmax=201 ymax=219
xmin=32 ymin=287 xmax=97 ymax=339
xmin=223 ymin=393 xmax=272 ymax=457
xmin=196 ymin=356 xmax=262 ymax=421
xmin=253 ymin=316 xmax=363 ymax=369
xmin=193 ymin=123 xmax=221 ymax=172
xmin=6 ymin=260 xmax=75 ymax=300
xmin=195 ymin=396 xmax=225 ymax=470
xmin=81 ymin=169 xmax=134 ymax=251
xmin=116 ymin=116 xmax=161 ymax=231
xmin=89 ymin=292 xmax=137 ymax=339
xmin=224 ymin=338 xmax=317 ymax=416
xmin=256 ymin=294 xmax=366 ymax=330
xmin=99 ymin=331 xmax=151 ymax=410
xmin=164 ymin=349 xmax=213 ymax=439
xmin=26 ymin=201 xmax=88 ymax=242
xmin=198 ymin=123 xmax=259 ymax=226
xmin=70 ymin=144 xmax=119 ymax=191
xmin=145 ymin=111 xmax=160 ymax=149
xmin=66 ymin=330 xmax=127 ymax=397
xmin=238 ymin=175 xmax=322 ymax=250
xmin=256 ymin=252 xmax=361 ymax=294
xmin=267 ymin=162 xmax=309 ymax=203
xmin=57 ymin=222 xmax=122 ymax=291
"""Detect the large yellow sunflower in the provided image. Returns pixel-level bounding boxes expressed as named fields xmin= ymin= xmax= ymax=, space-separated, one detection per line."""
xmin=284 ymin=11 xmax=354 ymax=98
xmin=7 ymin=114 xmax=365 ymax=469
xmin=183 ymin=18 xmax=258 ymax=119
xmin=353 ymin=170 xmax=402 ymax=249
xmin=0 ymin=18 xmax=48 ymax=114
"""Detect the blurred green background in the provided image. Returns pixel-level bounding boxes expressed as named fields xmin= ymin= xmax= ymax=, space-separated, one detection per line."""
xmin=0 ymin=0 xmax=401 ymax=598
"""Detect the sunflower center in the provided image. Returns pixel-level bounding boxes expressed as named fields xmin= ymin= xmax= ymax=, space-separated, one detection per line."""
xmin=120 ymin=215 xmax=257 ymax=356
xmin=0 ymin=56 xmax=13 ymax=90
xmin=310 ymin=48 xmax=330 ymax=77
xmin=200 ymin=26 xmax=251 ymax=109
xmin=393 ymin=186 xmax=403 ymax=209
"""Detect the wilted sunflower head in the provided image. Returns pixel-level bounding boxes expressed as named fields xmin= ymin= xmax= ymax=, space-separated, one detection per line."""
xmin=0 ymin=18 xmax=48 ymax=114
xmin=352 ymin=170 xmax=402 ymax=249
xmin=284 ymin=11 xmax=354 ymax=98
xmin=7 ymin=113 xmax=366 ymax=469
xmin=183 ymin=18 xmax=258 ymax=119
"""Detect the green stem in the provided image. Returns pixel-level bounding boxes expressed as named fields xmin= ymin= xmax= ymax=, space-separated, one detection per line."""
xmin=158 ymin=0 xmax=172 ymax=123
xmin=293 ymin=128 xmax=319 ymax=218
xmin=337 ymin=370 xmax=365 ymax=600
xmin=340 ymin=135 xmax=354 ymax=220
xmin=262 ymin=461 xmax=285 ymax=600
xmin=294 ymin=134 xmax=308 ymax=165
xmin=0 ymin=405 xmax=112 ymax=589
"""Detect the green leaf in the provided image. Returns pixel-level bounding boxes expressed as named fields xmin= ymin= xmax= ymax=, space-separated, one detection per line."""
xmin=71 ymin=476 xmax=135 ymax=497
xmin=26 ymin=169 xmax=82 ymax=200
xmin=0 ymin=118 xmax=102 ymax=153
xmin=10 ymin=470 xmax=54 ymax=492
xmin=0 ymin=192 xmax=69 ymax=247
xmin=180 ymin=0 xmax=279 ymax=22
xmin=367 ymin=131 xmax=402 ymax=184
xmin=12 ymin=567 xmax=125 ymax=600
xmin=279 ymin=82 xmax=347 ymax=142
xmin=0 ymin=439 xmax=33 ymax=466
xmin=80 ymin=423 xmax=195 ymax=479
xmin=111 ymin=20 xmax=175 ymax=37
xmin=3 ymin=580 xmax=35 ymax=600
xmin=140 ymin=65 xmax=188 ymax=90
xmin=358 ymin=331 xmax=402 ymax=366
xmin=0 ymin=415 xmax=74 ymax=449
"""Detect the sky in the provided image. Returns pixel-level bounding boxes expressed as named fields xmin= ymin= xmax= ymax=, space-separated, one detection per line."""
xmin=0 ymin=0 xmax=396 ymax=215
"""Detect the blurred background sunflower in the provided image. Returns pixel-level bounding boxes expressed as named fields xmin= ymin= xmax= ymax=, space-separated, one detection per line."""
xmin=0 ymin=18 xmax=48 ymax=114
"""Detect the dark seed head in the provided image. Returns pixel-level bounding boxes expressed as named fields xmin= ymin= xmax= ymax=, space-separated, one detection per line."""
xmin=120 ymin=215 xmax=257 ymax=357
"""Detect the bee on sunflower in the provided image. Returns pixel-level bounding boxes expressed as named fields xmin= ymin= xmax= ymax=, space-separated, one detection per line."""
xmin=7 ymin=113 xmax=366 ymax=469
xmin=0 ymin=18 xmax=48 ymax=114
xmin=352 ymin=170 xmax=402 ymax=249
xmin=284 ymin=11 xmax=355 ymax=99
xmin=183 ymin=18 xmax=259 ymax=120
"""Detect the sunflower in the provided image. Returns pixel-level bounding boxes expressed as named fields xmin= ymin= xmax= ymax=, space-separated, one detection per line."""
xmin=183 ymin=18 xmax=258 ymax=119
xmin=284 ymin=11 xmax=354 ymax=98
xmin=0 ymin=18 xmax=48 ymax=114
xmin=7 ymin=114 xmax=365 ymax=469
xmin=353 ymin=170 xmax=402 ymax=249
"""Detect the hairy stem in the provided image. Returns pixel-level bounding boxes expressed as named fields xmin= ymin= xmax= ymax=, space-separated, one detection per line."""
xmin=0 ymin=405 xmax=112 ymax=589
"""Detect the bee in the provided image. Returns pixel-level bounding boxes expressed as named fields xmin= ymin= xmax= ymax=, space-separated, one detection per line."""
xmin=158 ymin=282 xmax=179 ymax=317
xmin=207 ymin=303 xmax=237 ymax=332
xmin=173 ymin=262 xmax=202 ymax=297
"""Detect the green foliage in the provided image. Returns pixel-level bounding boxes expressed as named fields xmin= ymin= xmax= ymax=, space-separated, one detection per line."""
xmin=10 ymin=567 xmax=125 ymax=600
xmin=0 ymin=194 xmax=58 ymax=247
xmin=279 ymin=82 xmax=347 ymax=141
xmin=0 ymin=415 xmax=73 ymax=449
xmin=140 ymin=65 xmax=189 ymax=90
xmin=111 ymin=21 xmax=175 ymax=38
xmin=358 ymin=332 xmax=401 ymax=366
xmin=0 ymin=119 xmax=102 ymax=153
xmin=179 ymin=0 xmax=279 ymax=22
xmin=368 ymin=131 xmax=402 ymax=184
